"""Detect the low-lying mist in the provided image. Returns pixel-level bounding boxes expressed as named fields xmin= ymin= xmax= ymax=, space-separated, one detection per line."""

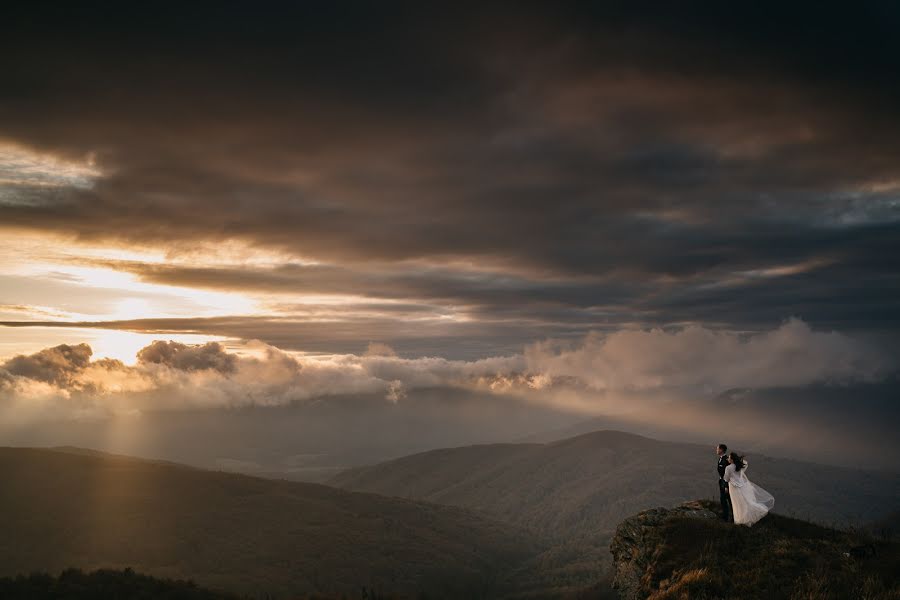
xmin=1 ymin=319 xmax=896 ymax=478
xmin=1 ymin=380 xmax=896 ymax=481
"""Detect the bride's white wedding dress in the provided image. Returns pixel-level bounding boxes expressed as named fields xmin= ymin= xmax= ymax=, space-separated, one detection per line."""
xmin=723 ymin=462 xmax=774 ymax=526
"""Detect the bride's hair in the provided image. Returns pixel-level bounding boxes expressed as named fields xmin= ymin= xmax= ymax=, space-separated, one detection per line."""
xmin=729 ymin=452 xmax=746 ymax=471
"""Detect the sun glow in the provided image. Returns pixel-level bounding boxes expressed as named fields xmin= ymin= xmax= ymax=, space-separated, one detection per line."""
xmin=0 ymin=327 xmax=229 ymax=365
xmin=12 ymin=261 xmax=258 ymax=319
xmin=109 ymin=298 xmax=154 ymax=320
xmin=90 ymin=329 xmax=229 ymax=364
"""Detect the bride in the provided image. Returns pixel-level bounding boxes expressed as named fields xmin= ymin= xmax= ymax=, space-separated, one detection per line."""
xmin=723 ymin=452 xmax=775 ymax=526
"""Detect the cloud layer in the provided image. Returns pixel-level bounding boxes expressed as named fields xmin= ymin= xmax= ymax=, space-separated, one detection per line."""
xmin=524 ymin=318 xmax=888 ymax=392
xmin=0 ymin=320 xmax=891 ymax=424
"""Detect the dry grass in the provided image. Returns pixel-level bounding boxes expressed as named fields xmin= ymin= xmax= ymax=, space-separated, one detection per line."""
xmin=627 ymin=500 xmax=900 ymax=600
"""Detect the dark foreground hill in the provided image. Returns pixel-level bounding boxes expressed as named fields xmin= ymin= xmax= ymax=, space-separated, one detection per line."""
xmin=608 ymin=499 xmax=900 ymax=600
xmin=0 ymin=446 xmax=544 ymax=599
xmin=0 ymin=567 xmax=399 ymax=600
xmin=0 ymin=567 xmax=242 ymax=600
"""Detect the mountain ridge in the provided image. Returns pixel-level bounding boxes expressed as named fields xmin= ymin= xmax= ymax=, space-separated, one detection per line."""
xmin=0 ymin=445 xmax=544 ymax=599
xmin=328 ymin=429 xmax=900 ymax=538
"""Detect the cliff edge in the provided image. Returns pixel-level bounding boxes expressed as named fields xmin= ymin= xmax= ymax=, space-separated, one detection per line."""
xmin=608 ymin=499 xmax=899 ymax=600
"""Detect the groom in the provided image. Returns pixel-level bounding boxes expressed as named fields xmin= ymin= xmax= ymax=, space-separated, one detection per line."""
xmin=716 ymin=443 xmax=733 ymax=522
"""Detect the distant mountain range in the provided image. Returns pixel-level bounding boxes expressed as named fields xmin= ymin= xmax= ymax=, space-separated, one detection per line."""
xmin=0 ymin=446 xmax=542 ymax=599
xmin=514 ymin=381 xmax=900 ymax=471
xmin=329 ymin=429 xmax=900 ymax=538
xmin=0 ymin=387 xmax=585 ymax=483
xmin=3 ymin=382 xmax=896 ymax=487
xmin=3 ymin=429 xmax=897 ymax=599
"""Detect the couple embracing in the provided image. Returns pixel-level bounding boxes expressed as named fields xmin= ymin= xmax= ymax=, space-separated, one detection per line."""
xmin=716 ymin=443 xmax=775 ymax=526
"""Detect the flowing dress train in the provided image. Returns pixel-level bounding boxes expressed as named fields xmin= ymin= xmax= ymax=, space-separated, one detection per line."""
xmin=724 ymin=462 xmax=774 ymax=526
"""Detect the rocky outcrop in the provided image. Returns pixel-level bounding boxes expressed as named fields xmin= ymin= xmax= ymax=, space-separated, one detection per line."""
xmin=608 ymin=499 xmax=900 ymax=600
xmin=609 ymin=500 xmax=718 ymax=600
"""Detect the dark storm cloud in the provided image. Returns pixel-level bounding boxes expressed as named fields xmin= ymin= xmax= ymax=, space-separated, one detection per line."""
xmin=69 ymin=223 xmax=900 ymax=336
xmin=74 ymin=258 xmax=641 ymax=308
xmin=1 ymin=1 xmax=900 ymax=336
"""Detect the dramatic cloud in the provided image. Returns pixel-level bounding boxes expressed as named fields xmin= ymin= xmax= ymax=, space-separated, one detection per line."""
xmin=137 ymin=340 xmax=237 ymax=373
xmin=0 ymin=320 xmax=891 ymax=425
xmin=1 ymin=4 xmax=898 ymax=478
xmin=0 ymin=0 xmax=898 ymax=436
xmin=2 ymin=343 xmax=94 ymax=386
xmin=524 ymin=318 xmax=891 ymax=392
xmin=0 ymin=2 xmax=899 ymax=350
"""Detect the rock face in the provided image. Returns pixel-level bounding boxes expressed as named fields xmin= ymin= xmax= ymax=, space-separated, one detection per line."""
xmin=609 ymin=500 xmax=718 ymax=600
xmin=608 ymin=498 xmax=900 ymax=600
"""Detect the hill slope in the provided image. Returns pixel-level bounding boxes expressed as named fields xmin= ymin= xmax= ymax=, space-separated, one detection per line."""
xmin=0 ymin=446 xmax=544 ymax=599
xmin=609 ymin=499 xmax=900 ymax=600
xmin=328 ymin=430 xmax=900 ymax=597
xmin=328 ymin=430 xmax=900 ymax=541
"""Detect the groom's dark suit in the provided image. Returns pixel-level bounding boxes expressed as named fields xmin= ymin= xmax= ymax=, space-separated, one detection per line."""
xmin=717 ymin=454 xmax=733 ymax=522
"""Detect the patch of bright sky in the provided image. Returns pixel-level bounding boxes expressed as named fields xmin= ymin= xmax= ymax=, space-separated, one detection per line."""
xmin=0 ymin=230 xmax=317 ymax=270
xmin=0 ymin=142 xmax=100 ymax=201
xmin=0 ymin=263 xmax=255 ymax=320
xmin=0 ymin=231 xmax=314 ymax=362
xmin=0 ymin=231 xmax=257 ymax=321
xmin=0 ymin=327 xmax=228 ymax=365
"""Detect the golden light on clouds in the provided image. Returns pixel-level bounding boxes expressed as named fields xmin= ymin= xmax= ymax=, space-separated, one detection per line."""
xmin=0 ymin=230 xmax=259 ymax=364
xmin=0 ymin=2 xmax=898 ymax=495
xmin=0 ymin=327 xmax=228 ymax=365
xmin=0 ymin=142 xmax=100 ymax=193
xmin=90 ymin=330 xmax=229 ymax=364
xmin=2 ymin=241 xmax=258 ymax=321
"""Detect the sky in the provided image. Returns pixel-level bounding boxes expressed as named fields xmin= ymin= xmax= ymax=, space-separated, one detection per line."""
xmin=1 ymin=3 xmax=898 ymax=462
